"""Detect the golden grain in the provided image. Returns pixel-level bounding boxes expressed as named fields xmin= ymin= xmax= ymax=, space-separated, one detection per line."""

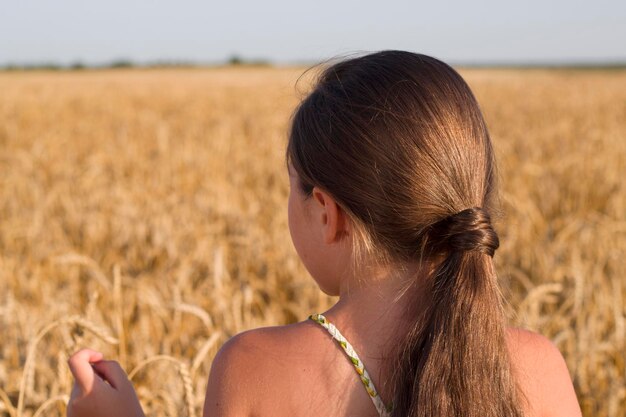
xmin=0 ymin=67 xmax=624 ymax=417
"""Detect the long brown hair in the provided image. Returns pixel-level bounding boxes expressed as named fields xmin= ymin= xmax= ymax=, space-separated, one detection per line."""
xmin=286 ymin=51 xmax=525 ymax=416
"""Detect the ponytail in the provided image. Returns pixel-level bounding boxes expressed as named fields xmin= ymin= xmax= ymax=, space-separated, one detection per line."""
xmin=390 ymin=208 xmax=526 ymax=417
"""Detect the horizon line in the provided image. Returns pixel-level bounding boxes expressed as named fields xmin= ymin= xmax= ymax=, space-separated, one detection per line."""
xmin=2 ymin=55 xmax=626 ymax=70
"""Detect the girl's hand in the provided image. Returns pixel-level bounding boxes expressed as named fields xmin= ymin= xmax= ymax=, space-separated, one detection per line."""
xmin=67 ymin=349 xmax=145 ymax=417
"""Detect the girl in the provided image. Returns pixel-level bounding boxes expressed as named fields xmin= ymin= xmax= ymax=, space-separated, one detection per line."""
xmin=67 ymin=50 xmax=582 ymax=417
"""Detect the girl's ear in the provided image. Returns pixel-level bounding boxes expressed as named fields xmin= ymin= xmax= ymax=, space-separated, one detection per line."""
xmin=311 ymin=187 xmax=349 ymax=244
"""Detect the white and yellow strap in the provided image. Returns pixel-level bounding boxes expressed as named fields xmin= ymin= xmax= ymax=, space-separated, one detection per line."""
xmin=309 ymin=313 xmax=393 ymax=417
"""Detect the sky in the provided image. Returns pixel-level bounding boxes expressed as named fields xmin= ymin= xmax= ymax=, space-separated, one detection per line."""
xmin=1 ymin=0 xmax=624 ymax=66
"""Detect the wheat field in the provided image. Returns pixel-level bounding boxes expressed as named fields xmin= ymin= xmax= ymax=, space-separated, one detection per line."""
xmin=0 ymin=66 xmax=624 ymax=417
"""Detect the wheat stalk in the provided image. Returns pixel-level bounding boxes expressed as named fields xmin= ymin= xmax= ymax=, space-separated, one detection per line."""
xmin=129 ymin=355 xmax=196 ymax=417
xmin=32 ymin=394 xmax=69 ymax=417
xmin=17 ymin=316 xmax=118 ymax=417
xmin=191 ymin=332 xmax=222 ymax=377
xmin=113 ymin=264 xmax=127 ymax=368
xmin=0 ymin=387 xmax=17 ymax=417
xmin=52 ymin=253 xmax=112 ymax=291
xmin=173 ymin=303 xmax=214 ymax=331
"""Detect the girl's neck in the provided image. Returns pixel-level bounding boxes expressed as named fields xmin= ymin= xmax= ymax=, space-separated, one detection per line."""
xmin=322 ymin=260 xmax=428 ymax=356
xmin=320 ymin=261 xmax=428 ymax=403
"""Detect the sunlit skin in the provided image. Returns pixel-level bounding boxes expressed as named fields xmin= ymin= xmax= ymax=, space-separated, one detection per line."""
xmin=67 ymin=164 xmax=582 ymax=417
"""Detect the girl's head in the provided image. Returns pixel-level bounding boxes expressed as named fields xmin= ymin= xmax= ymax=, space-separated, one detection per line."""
xmin=286 ymin=51 xmax=525 ymax=417
xmin=287 ymin=50 xmax=497 ymax=272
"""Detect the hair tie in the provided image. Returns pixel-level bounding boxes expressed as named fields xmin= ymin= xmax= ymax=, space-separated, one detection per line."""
xmin=428 ymin=207 xmax=499 ymax=257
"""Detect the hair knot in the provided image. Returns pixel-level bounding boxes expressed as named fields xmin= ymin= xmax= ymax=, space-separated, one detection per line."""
xmin=428 ymin=207 xmax=499 ymax=257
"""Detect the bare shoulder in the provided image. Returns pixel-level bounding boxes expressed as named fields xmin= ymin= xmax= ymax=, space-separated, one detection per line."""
xmin=203 ymin=320 xmax=319 ymax=417
xmin=505 ymin=327 xmax=582 ymax=417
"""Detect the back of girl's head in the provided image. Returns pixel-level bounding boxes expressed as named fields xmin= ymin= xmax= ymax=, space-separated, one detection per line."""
xmin=287 ymin=51 xmax=526 ymax=417
xmin=287 ymin=50 xmax=498 ymax=264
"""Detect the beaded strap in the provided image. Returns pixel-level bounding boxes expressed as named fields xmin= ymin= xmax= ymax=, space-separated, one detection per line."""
xmin=309 ymin=313 xmax=393 ymax=417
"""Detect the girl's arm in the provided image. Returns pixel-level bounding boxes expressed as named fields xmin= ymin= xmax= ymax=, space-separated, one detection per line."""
xmin=67 ymin=349 xmax=145 ymax=417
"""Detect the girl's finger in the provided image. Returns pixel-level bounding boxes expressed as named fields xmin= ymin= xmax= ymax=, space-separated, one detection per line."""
xmin=91 ymin=360 xmax=130 ymax=390
xmin=67 ymin=349 xmax=104 ymax=392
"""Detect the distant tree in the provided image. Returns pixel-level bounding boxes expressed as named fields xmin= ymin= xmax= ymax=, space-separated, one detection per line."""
xmin=228 ymin=55 xmax=243 ymax=66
